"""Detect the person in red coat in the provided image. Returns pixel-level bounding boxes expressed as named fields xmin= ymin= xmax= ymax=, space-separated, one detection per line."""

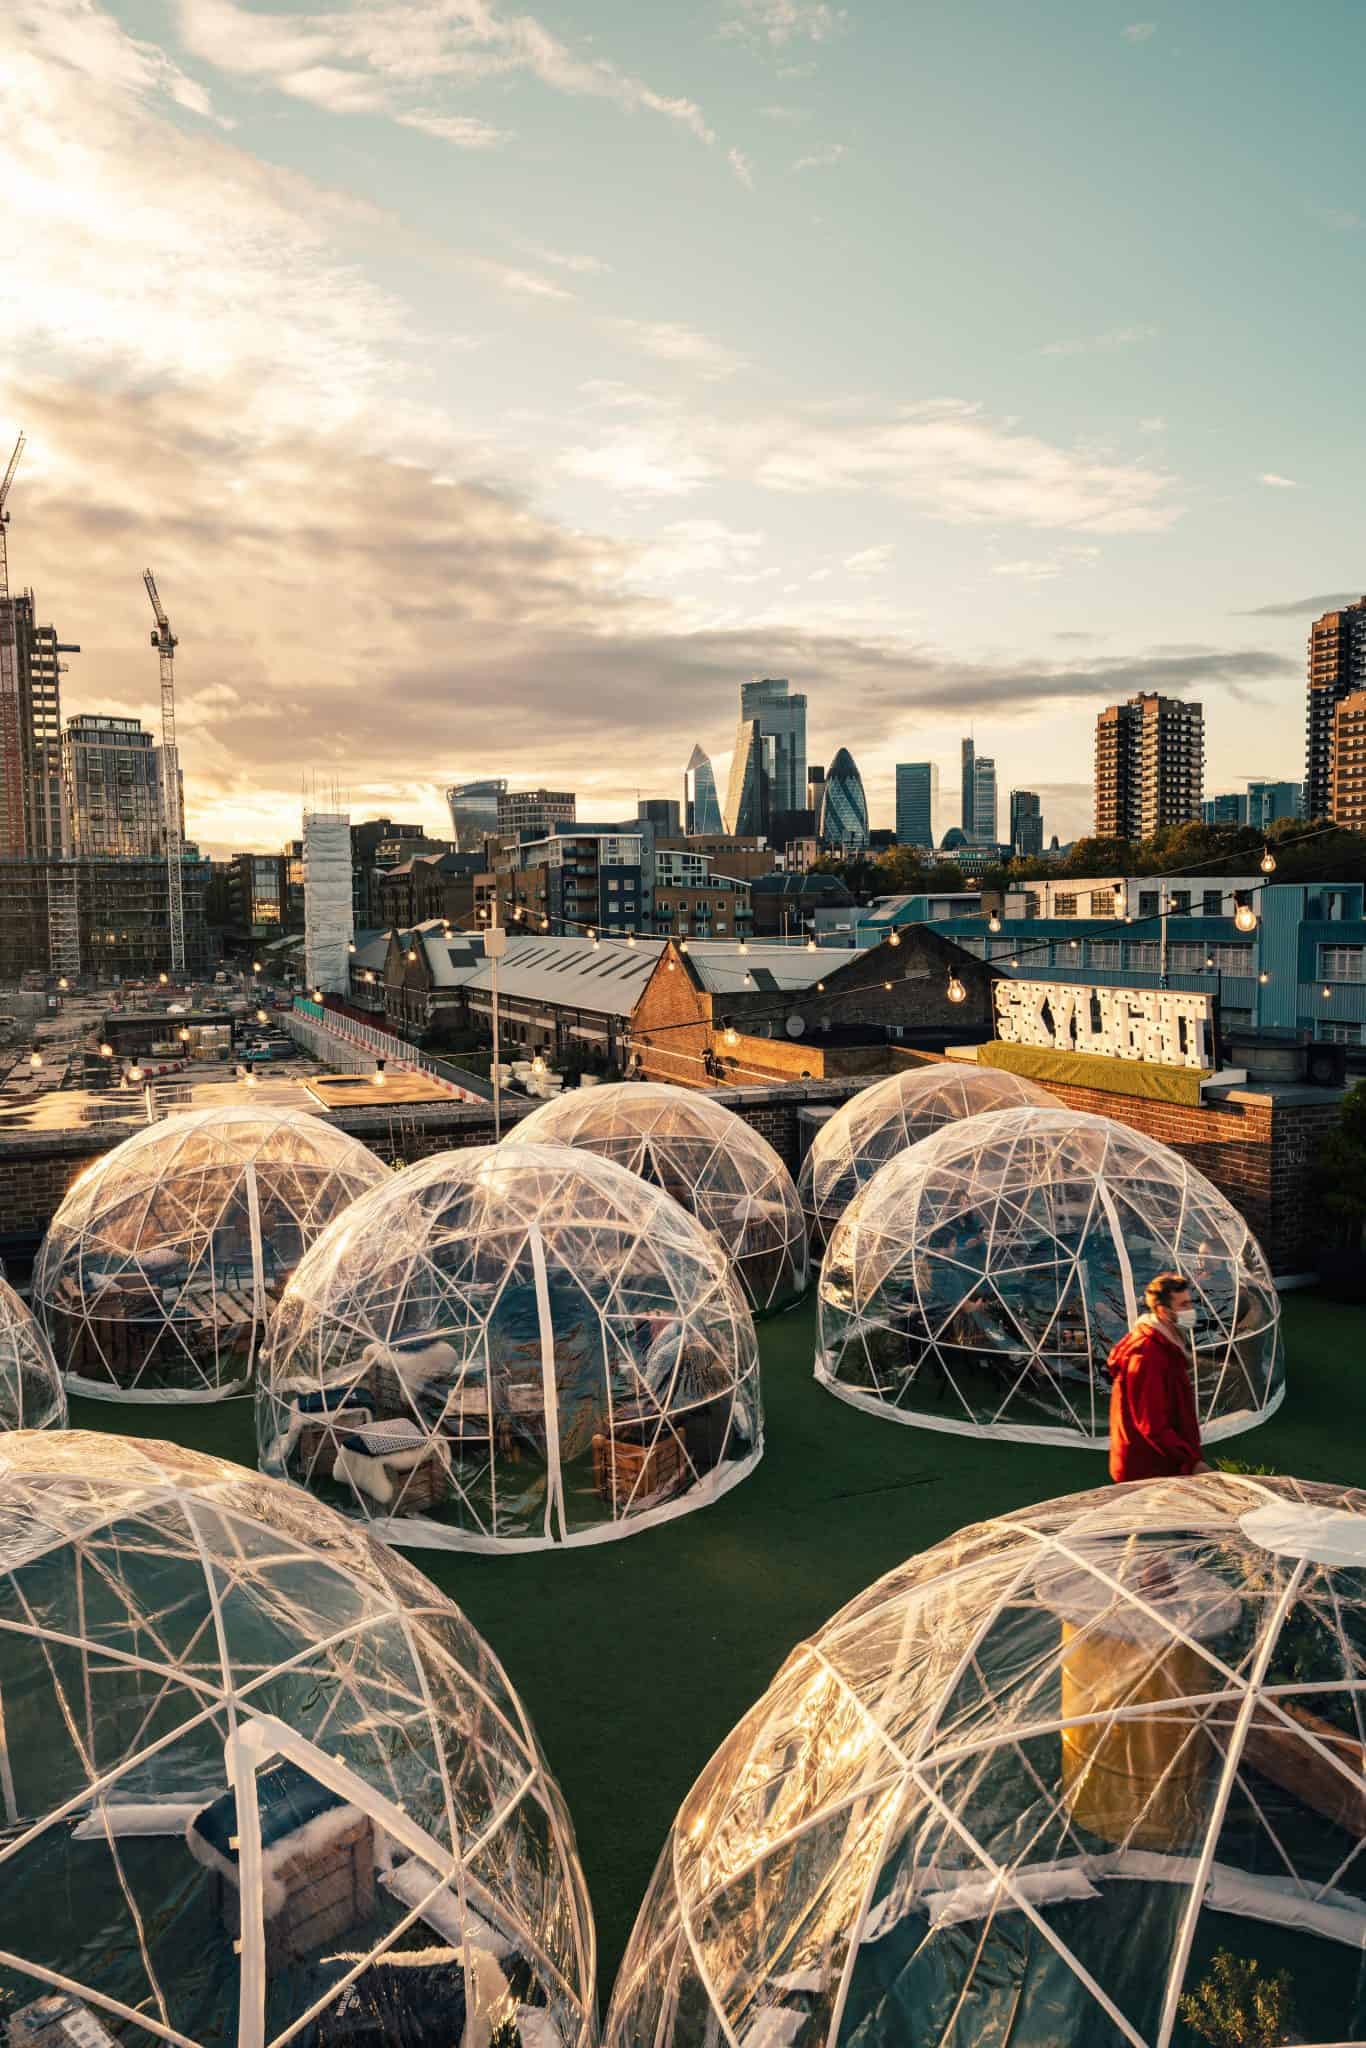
xmin=1107 ymin=1271 xmax=1211 ymax=1483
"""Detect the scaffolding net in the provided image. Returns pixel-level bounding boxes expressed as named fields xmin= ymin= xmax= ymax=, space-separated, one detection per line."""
xmin=304 ymin=809 xmax=354 ymax=996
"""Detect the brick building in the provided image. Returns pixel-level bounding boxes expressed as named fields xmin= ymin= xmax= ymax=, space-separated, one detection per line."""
xmin=376 ymin=851 xmax=480 ymax=930
xmin=630 ymin=925 xmax=997 ymax=1090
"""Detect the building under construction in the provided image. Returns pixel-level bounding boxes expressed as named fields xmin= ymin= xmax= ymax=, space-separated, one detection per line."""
xmin=0 ymin=854 xmax=211 ymax=981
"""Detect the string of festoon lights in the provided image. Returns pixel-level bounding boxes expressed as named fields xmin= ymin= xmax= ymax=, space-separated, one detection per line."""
xmin=314 ymin=821 xmax=1351 ymax=1089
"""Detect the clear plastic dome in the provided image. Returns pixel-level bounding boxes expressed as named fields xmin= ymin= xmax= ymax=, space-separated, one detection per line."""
xmin=607 ymin=1473 xmax=1366 ymax=2048
xmin=513 ymin=1082 xmax=808 ymax=1312
xmin=34 ymin=1106 xmax=389 ymax=1404
xmin=0 ymin=1430 xmax=596 ymax=2048
xmin=817 ymin=1105 xmax=1283 ymax=1445
xmin=799 ymin=1063 xmax=1058 ymax=1243
xmin=0 ymin=1275 xmax=65 ymax=1430
xmin=259 ymin=1143 xmax=761 ymax=1552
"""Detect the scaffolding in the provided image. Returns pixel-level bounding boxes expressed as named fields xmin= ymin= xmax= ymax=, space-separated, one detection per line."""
xmin=303 ymin=807 xmax=353 ymax=994
xmin=46 ymin=858 xmax=80 ymax=980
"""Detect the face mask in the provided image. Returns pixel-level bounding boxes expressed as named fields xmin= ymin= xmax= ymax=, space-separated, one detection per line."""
xmin=1174 ymin=1308 xmax=1197 ymax=1332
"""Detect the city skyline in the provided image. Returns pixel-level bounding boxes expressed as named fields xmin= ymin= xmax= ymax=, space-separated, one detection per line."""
xmin=4 ymin=0 xmax=1363 ymax=856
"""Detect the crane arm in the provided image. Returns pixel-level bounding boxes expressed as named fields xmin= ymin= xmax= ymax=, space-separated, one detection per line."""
xmin=0 ymin=433 xmax=24 ymax=512
xmin=143 ymin=567 xmax=169 ymax=633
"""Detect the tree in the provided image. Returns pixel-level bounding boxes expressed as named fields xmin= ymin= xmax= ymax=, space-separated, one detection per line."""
xmin=1178 ymin=1950 xmax=1296 ymax=2048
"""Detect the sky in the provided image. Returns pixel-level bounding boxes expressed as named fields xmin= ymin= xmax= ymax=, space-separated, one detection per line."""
xmin=2 ymin=0 xmax=1363 ymax=857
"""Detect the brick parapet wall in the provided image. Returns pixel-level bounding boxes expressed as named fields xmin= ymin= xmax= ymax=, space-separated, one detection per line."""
xmin=0 ymin=1070 xmax=1336 ymax=1279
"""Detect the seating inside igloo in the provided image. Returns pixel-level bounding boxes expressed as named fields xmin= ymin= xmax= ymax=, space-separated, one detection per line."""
xmin=799 ymin=1061 xmax=1057 ymax=1244
xmin=0 ymin=1274 xmax=65 ymax=1430
xmin=0 ymin=1431 xmax=597 ymax=2048
xmin=817 ymin=1104 xmax=1283 ymax=1444
xmin=512 ymin=1080 xmax=808 ymax=1311
xmin=33 ymin=1106 xmax=389 ymax=1402
xmin=259 ymin=1143 xmax=762 ymax=1551
xmin=605 ymin=1473 xmax=1366 ymax=2048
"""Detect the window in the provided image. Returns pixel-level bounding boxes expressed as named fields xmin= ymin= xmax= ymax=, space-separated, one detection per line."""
xmin=606 ymin=878 xmax=619 ymax=892
xmin=1202 ymin=890 xmax=1223 ymax=915
xmin=1126 ymin=942 xmax=1160 ymax=972
xmin=1167 ymin=943 xmax=1208 ymax=971
xmin=1319 ymin=945 xmax=1364 ymax=982
xmin=1209 ymin=944 xmax=1253 ymax=974
xmin=1168 ymin=891 xmax=1191 ymax=914
xmin=1087 ymin=941 xmax=1121 ymax=969
xmin=1319 ymin=1020 xmax=1363 ymax=1044
xmin=1138 ymin=892 xmax=1159 ymax=918
xmin=1054 ymin=893 xmax=1077 ymax=916
xmin=1088 ymin=891 xmax=1115 ymax=917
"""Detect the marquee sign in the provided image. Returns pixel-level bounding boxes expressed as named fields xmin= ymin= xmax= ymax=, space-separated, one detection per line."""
xmin=993 ymin=980 xmax=1216 ymax=1071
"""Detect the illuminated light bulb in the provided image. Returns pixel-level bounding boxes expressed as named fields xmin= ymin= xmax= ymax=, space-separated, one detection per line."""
xmin=1323 ymin=985 xmax=1332 ymax=1000
xmin=946 ymin=974 xmax=967 ymax=1005
xmin=159 ymin=972 xmax=168 ymax=985
xmin=531 ymin=1054 xmax=546 ymax=1075
xmin=256 ymin=1008 xmax=268 ymax=1024
xmin=743 ymin=971 xmax=753 ymax=985
xmin=887 ymin=932 xmax=900 ymax=948
xmin=816 ymin=980 xmax=825 ymax=993
xmin=587 ymin=927 xmax=596 ymax=942
xmin=98 ymin=1042 xmax=113 ymax=1059
xmin=406 ymin=947 xmax=417 ymax=962
xmin=313 ymin=989 xmax=323 ymax=1003
xmin=374 ymin=1063 xmax=386 ymax=1084
xmin=1260 ymin=848 xmax=1276 ymax=875
xmin=1258 ymin=972 xmax=1269 ymax=985
xmin=1069 ymin=938 xmax=1080 ymax=950
xmin=883 ymin=980 xmax=893 ymax=991
xmin=806 ymin=938 xmax=818 ymax=952
xmin=347 ymin=939 xmax=356 ymax=954
xmin=666 ymin=957 xmax=676 ymax=972
xmin=57 ymin=977 xmax=68 ymax=991
xmin=626 ymin=932 xmax=637 ymax=947
xmin=541 ymin=916 xmax=550 ymax=930
xmin=738 ymin=940 xmax=748 ymax=955
xmin=679 ymin=939 xmax=689 ymax=953
xmin=988 ymin=914 xmax=1001 ymax=934
xmin=1204 ymin=958 xmax=1214 ymax=970
xmin=253 ymin=961 xmax=262 ymax=973
xmin=723 ymin=1026 xmax=739 ymax=1049
xmin=1234 ymin=903 xmax=1257 ymax=933
xmin=178 ymin=1028 xmax=190 ymax=1042
xmin=129 ymin=1065 xmax=144 ymax=1082
xmin=1010 ymin=956 xmax=1019 ymax=968
xmin=28 ymin=1051 xmax=42 ymax=1069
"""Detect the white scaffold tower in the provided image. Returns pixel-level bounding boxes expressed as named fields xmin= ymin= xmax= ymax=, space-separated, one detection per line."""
xmin=304 ymin=801 xmax=354 ymax=995
xmin=144 ymin=569 xmax=184 ymax=977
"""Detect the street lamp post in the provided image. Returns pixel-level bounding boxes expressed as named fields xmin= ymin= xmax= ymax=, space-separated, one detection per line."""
xmin=484 ymin=915 xmax=508 ymax=1141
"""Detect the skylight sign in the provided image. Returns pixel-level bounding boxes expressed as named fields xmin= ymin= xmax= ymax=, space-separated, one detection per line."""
xmin=993 ymin=980 xmax=1215 ymax=1070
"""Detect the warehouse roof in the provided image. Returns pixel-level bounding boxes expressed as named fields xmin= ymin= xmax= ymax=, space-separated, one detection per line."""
xmin=685 ymin=943 xmax=866 ymax=994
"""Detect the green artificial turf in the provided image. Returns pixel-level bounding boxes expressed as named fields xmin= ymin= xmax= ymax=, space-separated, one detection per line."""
xmin=67 ymin=1288 xmax=1366 ymax=2009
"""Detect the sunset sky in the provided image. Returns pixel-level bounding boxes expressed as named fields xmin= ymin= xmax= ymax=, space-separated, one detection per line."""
xmin=3 ymin=0 xmax=1363 ymax=855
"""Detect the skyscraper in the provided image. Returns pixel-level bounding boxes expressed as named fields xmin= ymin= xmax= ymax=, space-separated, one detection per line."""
xmin=446 ymin=777 xmax=507 ymax=850
xmin=895 ymin=762 xmax=937 ymax=847
xmin=960 ymin=737 xmax=975 ymax=837
xmin=496 ymin=788 xmax=576 ymax=838
xmin=1305 ymin=598 xmax=1366 ymax=821
xmin=1330 ymin=693 xmax=1366 ymax=832
xmin=973 ymin=755 xmax=998 ymax=844
xmin=62 ymin=715 xmax=166 ymax=857
xmin=683 ymin=744 xmax=723 ymax=834
xmin=725 ymin=678 xmax=806 ymax=835
xmin=818 ymin=748 xmax=869 ymax=852
xmin=638 ymin=797 xmax=682 ymax=836
xmin=1009 ymin=789 xmax=1043 ymax=857
xmin=0 ymin=592 xmax=75 ymax=857
xmin=1094 ymin=691 xmax=1204 ymax=840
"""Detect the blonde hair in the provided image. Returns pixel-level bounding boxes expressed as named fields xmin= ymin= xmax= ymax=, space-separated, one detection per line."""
xmin=1144 ymin=1271 xmax=1190 ymax=1311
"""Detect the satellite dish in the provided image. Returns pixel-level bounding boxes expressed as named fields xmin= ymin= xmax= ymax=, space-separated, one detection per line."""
xmin=785 ymin=1013 xmax=806 ymax=1038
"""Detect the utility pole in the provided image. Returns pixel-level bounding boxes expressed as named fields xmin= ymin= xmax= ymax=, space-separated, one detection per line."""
xmin=144 ymin=570 xmax=185 ymax=977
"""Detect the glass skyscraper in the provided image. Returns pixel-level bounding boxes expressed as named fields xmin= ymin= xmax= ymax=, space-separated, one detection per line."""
xmin=895 ymin=762 xmax=938 ymax=847
xmin=683 ymin=744 xmax=723 ymax=834
xmin=818 ymin=747 xmax=869 ymax=851
xmin=725 ymin=678 xmax=807 ymax=834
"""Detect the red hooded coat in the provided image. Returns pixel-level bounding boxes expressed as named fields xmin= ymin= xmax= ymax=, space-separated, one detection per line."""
xmin=1106 ymin=1317 xmax=1202 ymax=1482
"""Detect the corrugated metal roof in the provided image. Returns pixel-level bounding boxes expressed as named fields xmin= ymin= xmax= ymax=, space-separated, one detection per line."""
xmin=686 ymin=943 xmax=866 ymax=994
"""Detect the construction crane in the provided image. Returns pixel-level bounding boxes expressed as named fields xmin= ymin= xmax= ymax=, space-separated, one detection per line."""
xmin=0 ymin=434 xmax=26 ymax=855
xmin=144 ymin=569 xmax=185 ymax=977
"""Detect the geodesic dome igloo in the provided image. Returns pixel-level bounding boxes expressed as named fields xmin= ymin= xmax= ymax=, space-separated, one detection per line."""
xmin=513 ymin=1081 xmax=808 ymax=1312
xmin=259 ymin=1143 xmax=761 ymax=1552
xmin=799 ymin=1062 xmax=1058 ymax=1245
xmin=0 ymin=1430 xmax=596 ymax=2048
xmin=606 ymin=1472 xmax=1366 ymax=2048
xmin=0 ymin=1275 xmax=65 ymax=1431
xmin=817 ymin=1105 xmax=1282 ymax=1446
xmin=34 ymin=1106 xmax=389 ymax=1403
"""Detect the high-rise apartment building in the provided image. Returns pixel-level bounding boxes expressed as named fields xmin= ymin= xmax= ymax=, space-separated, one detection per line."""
xmin=1306 ymin=598 xmax=1366 ymax=822
xmin=725 ymin=678 xmax=806 ymax=835
xmin=683 ymin=745 xmax=723 ymax=835
xmin=1330 ymin=692 xmax=1366 ymax=832
xmin=446 ymin=777 xmax=507 ymax=850
xmin=1009 ymin=789 xmax=1043 ymax=858
xmin=973 ymin=755 xmax=998 ymax=843
xmin=895 ymin=762 xmax=937 ymax=847
xmin=62 ymin=715 xmax=166 ymax=857
xmin=0 ymin=593 xmax=75 ymax=857
xmin=496 ymin=787 xmax=576 ymax=838
xmin=1094 ymin=692 xmax=1204 ymax=840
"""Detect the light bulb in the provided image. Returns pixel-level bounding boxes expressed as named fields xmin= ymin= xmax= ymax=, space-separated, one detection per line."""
xmin=347 ymin=939 xmax=356 ymax=953
xmin=28 ymin=1051 xmax=41 ymax=1069
xmin=1323 ymin=985 xmax=1332 ymax=1000
xmin=407 ymin=948 xmax=417 ymax=962
xmin=179 ymin=1028 xmax=190 ymax=1042
xmin=883 ymin=979 xmax=893 ymax=991
xmin=253 ymin=961 xmax=262 ymax=973
xmin=1258 ymin=972 xmax=1269 ymax=985
xmin=129 ymin=1065 xmax=144 ymax=1082
xmin=723 ymin=1026 xmax=739 ymax=1048
xmin=1069 ymin=938 xmax=1079 ymax=950
xmin=743 ymin=971 xmax=753 ymax=985
xmin=946 ymin=974 xmax=967 ymax=1005
xmin=988 ymin=914 xmax=1001 ymax=934
xmin=738 ymin=940 xmax=748 ymax=954
xmin=666 ymin=957 xmax=676 ymax=972
xmin=256 ymin=1009 xmax=268 ymax=1024
xmin=888 ymin=931 xmax=900 ymax=948
xmin=57 ymin=977 xmax=68 ymax=991
xmin=531 ymin=1054 xmax=546 ymax=1075
xmin=806 ymin=938 xmax=818 ymax=952
xmin=1260 ymin=848 xmax=1276 ymax=875
xmin=159 ymin=972 xmax=168 ymax=985
xmin=98 ymin=1042 xmax=113 ymax=1059
xmin=816 ymin=980 xmax=825 ymax=993
xmin=1234 ymin=903 xmax=1257 ymax=933
xmin=246 ymin=1069 xmax=258 ymax=1088
xmin=1010 ymin=956 xmax=1019 ymax=968
xmin=679 ymin=939 xmax=689 ymax=953
xmin=374 ymin=1066 xmax=386 ymax=1084
xmin=626 ymin=932 xmax=636 ymax=946
xmin=1204 ymin=958 xmax=1214 ymax=970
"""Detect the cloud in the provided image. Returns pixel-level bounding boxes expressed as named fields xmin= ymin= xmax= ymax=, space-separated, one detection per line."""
xmin=17 ymin=0 xmax=224 ymax=120
xmin=1235 ymin=592 xmax=1363 ymax=617
xmin=992 ymin=559 xmax=1061 ymax=581
xmin=1138 ymin=415 xmax=1166 ymax=434
xmin=721 ymin=0 xmax=846 ymax=47
xmin=728 ymin=146 xmax=755 ymax=187
xmin=173 ymin=0 xmax=716 ymax=144
xmin=757 ymin=102 xmax=806 ymax=120
xmin=1122 ymin=22 xmax=1157 ymax=40
xmin=604 ymin=320 xmax=748 ymax=379
xmin=395 ymin=110 xmax=507 ymax=147
xmin=844 ymin=545 xmax=893 ymax=577
xmin=1259 ymin=472 xmax=1300 ymax=488
xmin=1042 ymin=324 xmax=1159 ymax=358
xmin=793 ymin=142 xmax=846 ymax=171
xmin=519 ymin=242 xmax=609 ymax=275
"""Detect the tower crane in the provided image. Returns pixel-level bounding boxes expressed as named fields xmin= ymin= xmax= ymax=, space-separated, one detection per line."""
xmin=0 ymin=434 xmax=27 ymax=854
xmin=144 ymin=570 xmax=185 ymax=977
